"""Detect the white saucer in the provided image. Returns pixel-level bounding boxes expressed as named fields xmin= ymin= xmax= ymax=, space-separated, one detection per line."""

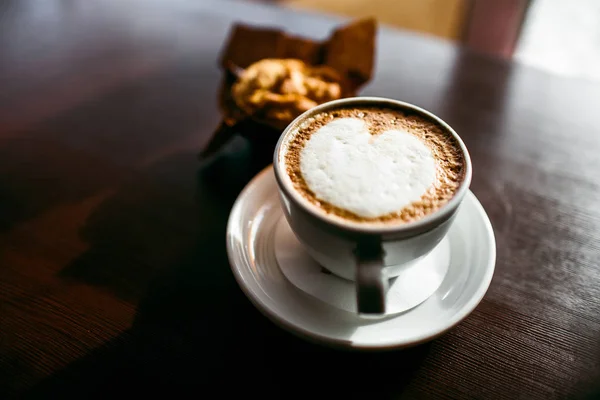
xmin=274 ymin=218 xmax=451 ymax=315
xmin=226 ymin=166 xmax=496 ymax=350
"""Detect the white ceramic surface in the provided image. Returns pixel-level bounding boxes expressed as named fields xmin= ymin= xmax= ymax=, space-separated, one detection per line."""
xmin=274 ymin=217 xmax=451 ymax=315
xmin=272 ymin=97 xmax=473 ymax=302
xmin=226 ymin=166 xmax=496 ymax=350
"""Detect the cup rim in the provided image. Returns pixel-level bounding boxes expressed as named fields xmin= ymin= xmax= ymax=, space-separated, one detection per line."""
xmin=273 ymin=96 xmax=473 ymax=235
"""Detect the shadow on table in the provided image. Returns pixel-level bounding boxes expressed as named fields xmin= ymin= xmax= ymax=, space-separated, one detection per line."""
xmin=0 ymin=56 xmax=218 ymax=233
xmin=23 ymin=134 xmax=431 ymax=399
xmin=0 ymin=138 xmax=131 ymax=232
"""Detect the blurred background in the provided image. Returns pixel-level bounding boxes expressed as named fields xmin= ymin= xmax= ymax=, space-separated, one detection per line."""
xmin=248 ymin=0 xmax=600 ymax=82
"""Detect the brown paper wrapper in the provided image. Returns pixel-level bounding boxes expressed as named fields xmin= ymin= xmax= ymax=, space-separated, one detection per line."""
xmin=200 ymin=18 xmax=377 ymax=160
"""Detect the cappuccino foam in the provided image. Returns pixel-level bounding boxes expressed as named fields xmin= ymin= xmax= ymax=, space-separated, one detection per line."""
xmin=284 ymin=106 xmax=465 ymax=224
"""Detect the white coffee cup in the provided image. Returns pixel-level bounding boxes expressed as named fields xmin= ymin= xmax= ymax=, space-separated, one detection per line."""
xmin=273 ymin=97 xmax=472 ymax=316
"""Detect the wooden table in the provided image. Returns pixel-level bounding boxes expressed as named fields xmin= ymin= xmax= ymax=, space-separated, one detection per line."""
xmin=1 ymin=0 xmax=599 ymax=398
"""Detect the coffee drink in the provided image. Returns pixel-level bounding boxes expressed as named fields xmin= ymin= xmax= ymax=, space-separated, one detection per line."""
xmin=282 ymin=105 xmax=465 ymax=225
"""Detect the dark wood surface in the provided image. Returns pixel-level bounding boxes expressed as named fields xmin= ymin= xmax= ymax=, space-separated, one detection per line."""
xmin=1 ymin=0 xmax=599 ymax=398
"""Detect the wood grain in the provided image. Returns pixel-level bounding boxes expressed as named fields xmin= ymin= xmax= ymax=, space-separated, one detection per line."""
xmin=1 ymin=0 xmax=599 ymax=398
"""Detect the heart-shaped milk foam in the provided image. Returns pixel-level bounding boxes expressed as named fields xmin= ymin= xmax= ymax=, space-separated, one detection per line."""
xmin=300 ymin=118 xmax=436 ymax=218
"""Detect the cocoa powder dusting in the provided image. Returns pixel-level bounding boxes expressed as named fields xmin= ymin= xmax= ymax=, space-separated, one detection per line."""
xmin=284 ymin=106 xmax=465 ymax=224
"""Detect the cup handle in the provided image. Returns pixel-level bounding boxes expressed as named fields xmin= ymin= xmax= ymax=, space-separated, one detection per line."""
xmin=355 ymin=239 xmax=387 ymax=315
